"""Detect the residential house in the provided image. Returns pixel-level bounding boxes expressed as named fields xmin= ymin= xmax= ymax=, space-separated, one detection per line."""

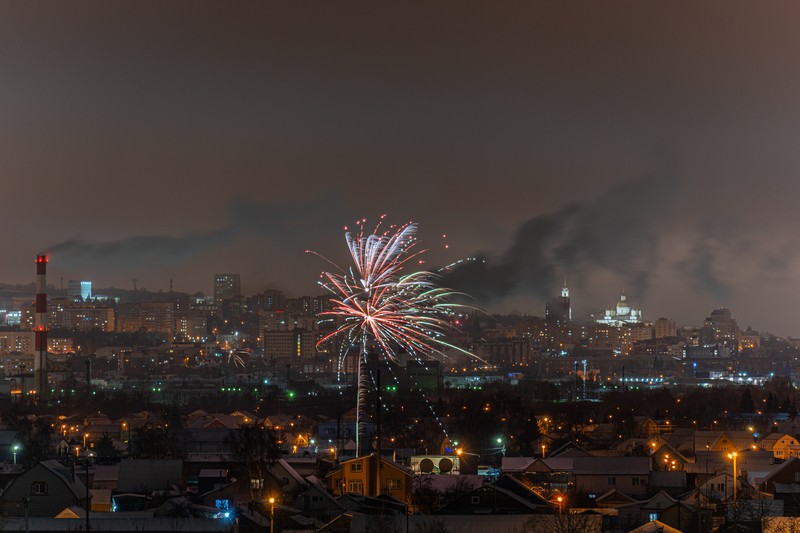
xmin=572 ymin=456 xmax=651 ymax=499
xmin=291 ymin=483 xmax=344 ymax=523
xmin=436 ymin=483 xmax=544 ymax=515
xmin=494 ymin=475 xmax=549 ymax=507
xmin=696 ymin=472 xmax=738 ymax=501
xmin=616 ymin=490 xmax=678 ymax=531
xmin=759 ymin=457 xmax=800 ymax=495
xmin=595 ymin=489 xmax=637 ymax=509
xmin=502 ymin=457 xmax=575 ymax=495
xmin=327 ymin=454 xmax=412 ymax=505
xmin=117 ymin=459 xmax=183 ymax=494
xmin=659 ymin=500 xmax=704 ymax=532
xmin=759 ymin=433 xmax=800 ymax=460
xmin=694 ymin=430 xmax=755 ymax=454
xmin=633 ymin=416 xmax=660 ymax=437
xmin=196 ymin=476 xmax=252 ymax=513
xmin=651 ymin=443 xmax=689 ymax=471
xmin=1 ymin=460 xmax=87 ymax=517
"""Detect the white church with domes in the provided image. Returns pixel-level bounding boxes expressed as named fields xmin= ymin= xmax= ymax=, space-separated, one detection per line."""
xmin=596 ymin=293 xmax=643 ymax=326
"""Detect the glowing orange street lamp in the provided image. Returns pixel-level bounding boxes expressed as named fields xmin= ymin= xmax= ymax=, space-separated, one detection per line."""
xmin=268 ymin=497 xmax=276 ymax=533
xmin=728 ymin=452 xmax=738 ymax=502
xmin=556 ymin=495 xmax=563 ymax=514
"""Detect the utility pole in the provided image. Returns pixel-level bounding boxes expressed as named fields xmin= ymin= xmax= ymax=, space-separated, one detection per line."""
xmin=23 ymin=497 xmax=29 ymax=533
xmin=376 ymin=368 xmax=381 ymax=495
xmin=85 ymin=457 xmax=91 ymax=531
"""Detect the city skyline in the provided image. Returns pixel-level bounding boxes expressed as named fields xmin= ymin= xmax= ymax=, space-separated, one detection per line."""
xmin=2 ymin=3 xmax=800 ymax=335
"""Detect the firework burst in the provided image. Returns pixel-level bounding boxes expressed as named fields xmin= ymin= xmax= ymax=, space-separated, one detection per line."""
xmin=226 ymin=349 xmax=248 ymax=368
xmin=309 ymin=217 xmax=481 ymax=453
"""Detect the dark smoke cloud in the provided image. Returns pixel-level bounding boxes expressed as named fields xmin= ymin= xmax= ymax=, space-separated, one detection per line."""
xmin=444 ymin=169 xmax=682 ymax=305
xmin=49 ymin=231 xmax=232 ymax=270
xmin=47 ymin=198 xmax=342 ymax=274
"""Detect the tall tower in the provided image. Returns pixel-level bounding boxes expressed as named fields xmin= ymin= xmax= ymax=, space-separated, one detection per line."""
xmin=546 ymin=274 xmax=572 ymax=322
xmin=34 ymin=254 xmax=48 ymax=397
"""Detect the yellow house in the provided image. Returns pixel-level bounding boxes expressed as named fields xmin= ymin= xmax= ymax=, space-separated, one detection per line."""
xmin=326 ymin=454 xmax=412 ymax=505
xmin=759 ymin=433 xmax=800 ymax=459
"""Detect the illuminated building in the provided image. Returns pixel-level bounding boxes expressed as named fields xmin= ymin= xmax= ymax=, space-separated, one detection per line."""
xmin=0 ymin=331 xmax=34 ymax=355
xmin=327 ymin=455 xmax=412 ymax=504
xmin=48 ymin=337 xmax=75 ymax=353
xmin=213 ymin=273 xmax=241 ymax=303
xmin=176 ymin=315 xmax=208 ymax=342
xmin=116 ymin=302 xmax=175 ymax=338
xmin=545 ymin=277 xmax=571 ymax=322
xmin=703 ymin=308 xmax=740 ymax=353
xmin=67 ymin=280 xmax=92 ymax=301
xmin=264 ymin=328 xmax=316 ymax=360
xmin=596 ymin=292 xmax=643 ymax=327
xmin=654 ymin=317 xmax=677 ymax=339
xmin=739 ymin=328 xmax=760 ymax=351
xmin=48 ymin=298 xmax=115 ymax=332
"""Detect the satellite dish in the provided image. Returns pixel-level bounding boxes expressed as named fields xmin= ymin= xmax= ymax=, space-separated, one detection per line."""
xmin=439 ymin=457 xmax=454 ymax=474
xmin=420 ymin=458 xmax=434 ymax=473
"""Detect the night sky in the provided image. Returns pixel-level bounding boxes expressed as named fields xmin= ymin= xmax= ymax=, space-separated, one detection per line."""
xmin=2 ymin=3 xmax=800 ymax=334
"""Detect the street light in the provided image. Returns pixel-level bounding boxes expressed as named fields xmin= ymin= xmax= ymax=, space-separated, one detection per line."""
xmin=728 ymin=452 xmax=738 ymax=503
xmin=268 ymin=497 xmax=276 ymax=533
xmin=12 ymin=444 xmax=19 ymax=465
xmin=556 ymin=495 xmax=563 ymax=515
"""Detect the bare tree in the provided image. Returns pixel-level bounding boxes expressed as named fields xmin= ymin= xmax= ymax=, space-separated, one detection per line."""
xmin=225 ymin=420 xmax=281 ymax=502
xmin=411 ymin=475 xmax=439 ymax=514
xmin=414 ymin=516 xmax=450 ymax=533
xmin=364 ymin=513 xmax=402 ymax=533
xmin=521 ymin=512 xmax=602 ymax=533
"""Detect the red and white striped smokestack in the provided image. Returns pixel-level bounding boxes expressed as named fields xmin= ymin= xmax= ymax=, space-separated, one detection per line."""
xmin=34 ymin=254 xmax=48 ymax=397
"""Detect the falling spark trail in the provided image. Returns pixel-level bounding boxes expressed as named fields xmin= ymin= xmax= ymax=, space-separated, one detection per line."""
xmin=310 ymin=218 xmax=484 ymax=454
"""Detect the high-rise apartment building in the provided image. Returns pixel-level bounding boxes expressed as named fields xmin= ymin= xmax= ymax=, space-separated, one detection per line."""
xmin=704 ymin=308 xmax=739 ymax=351
xmin=214 ymin=274 xmax=241 ymax=303
xmin=264 ymin=328 xmax=316 ymax=360
xmin=116 ymin=302 xmax=175 ymax=338
xmin=654 ymin=318 xmax=677 ymax=339
xmin=252 ymin=289 xmax=285 ymax=312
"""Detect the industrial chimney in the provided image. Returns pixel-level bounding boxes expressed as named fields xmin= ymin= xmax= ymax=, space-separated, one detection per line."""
xmin=34 ymin=254 xmax=48 ymax=398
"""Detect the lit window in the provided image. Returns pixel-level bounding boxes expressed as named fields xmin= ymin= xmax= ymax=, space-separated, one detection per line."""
xmin=31 ymin=482 xmax=48 ymax=496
